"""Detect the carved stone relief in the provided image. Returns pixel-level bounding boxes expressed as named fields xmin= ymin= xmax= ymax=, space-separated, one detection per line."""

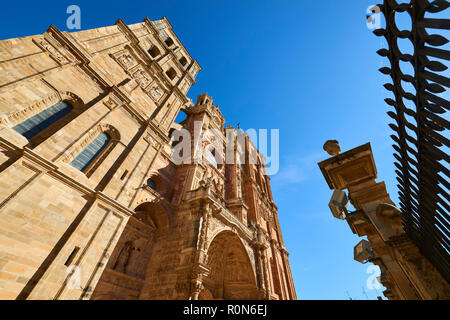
xmin=132 ymin=69 xmax=152 ymax=89
xmin=36 ymin=38 xmax=67 ymax=63
xmin=1 ymin=92 xmax=60 ymax=126
xmin=103 ymin=94 xmax=122 ymax=110
xmin=117 ymin=54 xmax=136 ymax=70
xmin=149 ymin=85 xmax=163 ymax=102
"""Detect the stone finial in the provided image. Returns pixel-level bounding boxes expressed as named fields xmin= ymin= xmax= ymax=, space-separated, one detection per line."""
xmin=323 ymin=140 xmax=341 ymax=156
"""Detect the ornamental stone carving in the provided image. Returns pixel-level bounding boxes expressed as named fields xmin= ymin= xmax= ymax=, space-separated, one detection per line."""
xmin=149 ymin=85 xmax=164 ymax=101
xmin=0 ymin=18 xmax=296 ymax=301
xmin=117 ymin=54 xmax=136 ymax=70
xmin=132 ymin=69 xmax=152 ymax=89
xmin=38 ymin=39 xmax=67 ymax=63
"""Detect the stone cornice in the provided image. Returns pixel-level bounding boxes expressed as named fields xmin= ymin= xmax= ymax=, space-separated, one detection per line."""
xmin=121 ymin=103 xmax=147 ymax=125
xmin=47 ymin=25 xmax=91 ymax=64
xmin=46 ymin=24 xmax=183 ymax=127
xmin=146 ymin=120 xmax=171 ymax=144
xmin=47 ymin=26 xmax=156 ymax=127
xmin=94 ymin=190 xmax=135 ymax=217
xmin=115 ymin=19 xmax=141 ymax=45
xmin=109 ymin=85 xmax=132 ymax=106
xmin=318 ymin=142 xmax=377 ymax=190
xmin=0 ymin=137 xmax=135 ymax=217
xmin=22 ymin=146 xmax=58 ymax=172
xmin=47 ymin=25 xmax=114 ymax=90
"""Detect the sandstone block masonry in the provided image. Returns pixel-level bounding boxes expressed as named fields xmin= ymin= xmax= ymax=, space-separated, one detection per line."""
xmin=0 ymin=17 xmax=296 ymax=300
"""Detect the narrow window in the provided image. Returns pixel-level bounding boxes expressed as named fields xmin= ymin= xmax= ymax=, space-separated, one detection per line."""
xmin=148 ymin=45 xmax=161 ymax=58
xmin=13 ymin=101 xmax=72 ymax=140
xmin=166 ymin=68 xmax=177 ymax=80
xmin=70 ymin=132 xmax=111 ymax=172
xmin=164 ymin=37 xmax=174 ymax=47
xmin=147 ymin=178 xmax=157 ymax=190
xmin=65 ymin=246 xmax=80 ymax=266
xmin=179 ymin=56 xmax=188 ymax=67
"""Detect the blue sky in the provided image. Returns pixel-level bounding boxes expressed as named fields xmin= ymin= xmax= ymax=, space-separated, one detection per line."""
xmin=0 ymin=0 xmax=407 ymax=299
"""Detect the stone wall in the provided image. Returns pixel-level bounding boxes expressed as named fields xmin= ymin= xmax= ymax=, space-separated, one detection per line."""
xmin=0 ymin=17 xmax=296 ymax=300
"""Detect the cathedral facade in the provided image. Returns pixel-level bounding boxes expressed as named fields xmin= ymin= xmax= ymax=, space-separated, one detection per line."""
xmin=0 ymin=17 xmax=296 ymax=300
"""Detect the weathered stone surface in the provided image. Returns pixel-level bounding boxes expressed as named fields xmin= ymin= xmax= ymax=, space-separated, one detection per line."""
xmin=0 ymin=18 xmax=296 ymax=300
xmin=323 ymin=140 xmax=340 ymax=156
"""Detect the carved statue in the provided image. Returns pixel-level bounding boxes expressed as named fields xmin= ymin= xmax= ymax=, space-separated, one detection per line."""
xmin=113 ymin=241 xmax=134 ymax=273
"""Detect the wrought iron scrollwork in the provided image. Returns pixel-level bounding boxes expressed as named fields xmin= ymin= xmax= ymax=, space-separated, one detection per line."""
xmin=372 ymin=0 xmax=449 ymax=282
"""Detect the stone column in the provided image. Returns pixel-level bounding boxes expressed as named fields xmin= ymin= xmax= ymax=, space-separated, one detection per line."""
xmin=225 ymin=130 xmax=238 ymax=201
xmin=182 ymin=201 xmax=212 ymax=300
xmin=280 ymin=248 xmax=296 ymax=300
xmin=196 ymin=201 xmax=212 ymax=264
xmin=252 ymin=226 xmax=271 ymax=300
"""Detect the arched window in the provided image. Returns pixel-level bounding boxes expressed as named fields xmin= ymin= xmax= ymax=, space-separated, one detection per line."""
xmin=70 ymin=132 xmax=111 ymax=172
xmin=13 ymin=101 xmax=72 ymax=139
xmin=147 ymin=178 xmax=157 ymax=190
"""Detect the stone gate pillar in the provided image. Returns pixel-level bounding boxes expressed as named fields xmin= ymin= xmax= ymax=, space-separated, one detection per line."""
xmin=318 ymin=140 xmax=450 ymax=300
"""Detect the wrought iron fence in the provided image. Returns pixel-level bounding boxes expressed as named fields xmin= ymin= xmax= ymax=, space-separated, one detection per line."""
xmin=372 ymin=0 xmax=449 ymax=282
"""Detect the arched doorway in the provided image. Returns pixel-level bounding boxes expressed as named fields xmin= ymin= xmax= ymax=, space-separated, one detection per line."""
xmin=91 ymin=202 xmax=169 ymax=300
xmin=200 ymin=231 xmax=258 ymax=300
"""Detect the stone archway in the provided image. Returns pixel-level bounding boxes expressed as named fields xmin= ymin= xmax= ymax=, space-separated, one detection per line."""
xmin=91 ymin=202 xmax=170 ymax=300
xmin=201 ymin=231 xmax=258 ymax=300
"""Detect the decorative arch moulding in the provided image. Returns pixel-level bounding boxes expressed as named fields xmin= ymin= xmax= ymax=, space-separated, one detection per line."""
xmin=33 ymin=34 xmax=77 ymax=65
xmin=206 ymin=202 xmax=254 ymax=242
xmin=0 ymin=91 xmax=84 ymax=127
xmin=58 ymin=123 xmax=121 ymax=164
